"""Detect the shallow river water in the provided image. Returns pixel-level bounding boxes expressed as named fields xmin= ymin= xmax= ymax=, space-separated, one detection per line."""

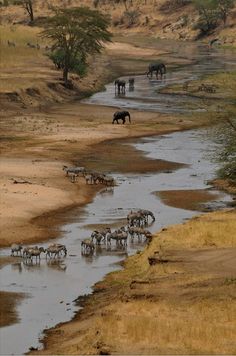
xmin=84 ymin=40 xmax=236 ymax=113
xmin=0 ymin=41 xmax=236 ymax=355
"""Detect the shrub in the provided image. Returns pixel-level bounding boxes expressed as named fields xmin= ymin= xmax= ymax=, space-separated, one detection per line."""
xmin=123 ymin=9 xmax=140 ymax=27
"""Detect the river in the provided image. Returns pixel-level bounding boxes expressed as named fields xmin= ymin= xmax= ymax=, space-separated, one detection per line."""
xmin=0 ymin=41 xmax=235 ymax=355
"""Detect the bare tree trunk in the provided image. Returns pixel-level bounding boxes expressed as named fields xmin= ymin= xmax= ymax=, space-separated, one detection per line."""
xmin=63 ymin=67 xmax=69 ymax=83
xmin=22 ymin=0 xmax=34 ymax=22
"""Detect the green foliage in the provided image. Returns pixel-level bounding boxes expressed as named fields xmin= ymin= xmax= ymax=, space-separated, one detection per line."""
xmin=193 ymin=0 xmax=220 ymax=34
xmin=41 ymin=7 xmax=112 ymax=82
xmin=214 ymin=118 xmax=236 ymax=181
xmin=193 ymin=0 xmax=235 ymax=34
xmin=49 ymin=48 xmax=87 ymax=77
xmin=217 ymin=0 xmax=235 ymax=25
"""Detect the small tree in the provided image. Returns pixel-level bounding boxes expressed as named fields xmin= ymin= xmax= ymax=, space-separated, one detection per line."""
xmin=41 ymin=7 xmax=112 ymax=83
xmin=217 ymin=0 xmax=235 ymax=25
xmin=193 ymin=0 xmax=220 ymax=34
xmin=214 ymin=118 xmax=236 ymax=182
xmin=123 ymin=10 xmax=140 ymax=26
xmin=19 ymin=0 xmax=34 ymax=23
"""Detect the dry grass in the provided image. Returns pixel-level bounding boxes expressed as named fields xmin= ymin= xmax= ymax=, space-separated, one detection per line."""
xmin=161 ymin=71 xmax=236 ymax=102
xmin=0 ymin=25 xmax=43 ymax=67
xmin=151 ymin=210 xmax=236 ymax=250
xmin=91 ymin=210 xmax=236 ymax=355
xmin=94 ymin=299 xmax=236 ymax=355
xmin=0 ymin=25 xmax=54 ymax=92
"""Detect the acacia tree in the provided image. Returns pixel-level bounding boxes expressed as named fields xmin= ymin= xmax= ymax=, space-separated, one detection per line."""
xmin=193 ymin=0 xmax=219 ymax=34
xmin=41 ymin=7 xmax=112 ymax=83
xmin=19 ymin=0 xmax=34 ymax=23
xmin=193 ymin=0 xmax=235 ymax=33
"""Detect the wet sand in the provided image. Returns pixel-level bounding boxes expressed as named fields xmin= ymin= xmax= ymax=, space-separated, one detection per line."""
xmin=156 ymin=189 xmax=221 ymax=211
xmin=0 ymin=291 xmax=25 ymax=328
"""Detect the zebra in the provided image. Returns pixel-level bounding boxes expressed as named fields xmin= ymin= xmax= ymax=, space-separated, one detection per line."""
xmin=106 ymin=227 xmax=128 ymax=246
xmin=81 ymin=238 xmax=95 ymax=254
xmin=11 ymin=244 xmax=23 ymax=256
xmin=63 ymin=166 xmax=86 ymax=176
xmin=116 ymin=230 xmax=128 ymax=246
xmin=46 ymin=244 xmax=67 ymax=259
xmin=138 ymin=209 xmax=155 ymax=223
xmin=23 ymin=246 xmax=45 ymax=262
xmin=128 ymin=226 xmax=152 ymax=241
xmin=84 ymin=173 xmax=94 ymax=185
xmin=91 ymin=227 xmax=111 ymax=244
xmin=127 ymin=211 xmax=145 ymax=227
xmin=91 ymin=231 xmax=104 ymax=245
xmin=92 ymin=173 xmax=106 ymax=185
xmin=103 ymin=176 xmax=115 ymax=186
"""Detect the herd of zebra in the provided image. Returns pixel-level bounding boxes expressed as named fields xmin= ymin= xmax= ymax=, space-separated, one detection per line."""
xmin=10 ymin=209 xmax=155 ymax=262
xmin=10 ymin=243 xmax=67 ymax=263
xmin=81 ymin=209 xmax=155 ymax=254
xmin=63 ymin=165 xmax=115 ymax=186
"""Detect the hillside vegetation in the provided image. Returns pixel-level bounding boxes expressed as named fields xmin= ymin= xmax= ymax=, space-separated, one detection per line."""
xmin=1 ymin=0 xmax=236 ymax=43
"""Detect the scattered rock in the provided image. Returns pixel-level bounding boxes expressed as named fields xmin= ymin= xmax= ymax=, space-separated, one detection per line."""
xmin=29 ymin=346 xmax=38 ymax=351
xmin=11 ymin=178 xmax=32 ymax=184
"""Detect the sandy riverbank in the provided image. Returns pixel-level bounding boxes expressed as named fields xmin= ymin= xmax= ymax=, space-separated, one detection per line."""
xmin=0 ymin=100 xmax=213 ymax=249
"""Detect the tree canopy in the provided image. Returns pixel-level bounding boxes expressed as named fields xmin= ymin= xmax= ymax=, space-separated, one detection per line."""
xmin=193 ymin=0 xmax=235 ymax=34
xmin=41 ymin=7 xmax=112 ymax=83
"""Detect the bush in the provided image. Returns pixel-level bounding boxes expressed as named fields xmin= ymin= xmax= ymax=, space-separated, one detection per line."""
xmin=48 ymin=49 xmax=87 ymax=77
xmin=213 ymin=119 xmax=236 ymax=182
xmin=193 ymin=0 xmax=221 ymax=35
xmin=122 ymin=10 xmax=140 ymax=27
